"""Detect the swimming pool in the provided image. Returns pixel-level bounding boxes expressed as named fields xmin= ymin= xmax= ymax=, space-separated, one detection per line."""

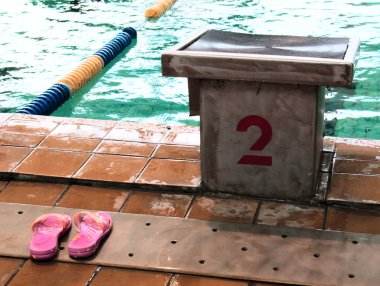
xmin=1 ymin=0 xmax=379 ymax=138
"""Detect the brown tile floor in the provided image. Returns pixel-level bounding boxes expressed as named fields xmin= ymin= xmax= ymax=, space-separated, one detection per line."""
xmin=0 ymin=132 xmax=45 ymax=148
xmin=136 ymin=159 xmax=201 ymax=187
xmin=49 ymin=121 xmax=115 ymax=139
xmin=8 ymin=260 xmax=96 ymax=286
xmin=171 ymin=274 xmax=248 ymax=286
xmin=0 ymin=115 xmax=380 ymax=285
xmin=0 ymin=181 xmax=8 ymax=190
xmin=0 ymin=113 xmax=13 ymax=124
xmin=256 ymin=202 xmax=324 ymax=229
xmin=332 ymin=158 xmax=380 ymax=175
xmin=325 ymin=206 xmax=380 ymax=234
xmin=153 ymin=144 xmax=200 ymax=160
xmin=0 ymin=181 xmax=66 ymax=206
xmin=122 ymin=191 xmax=193 ymax=217
xmin=0 ymin=146 xmax=32 ymax=172
xmin=328 ymin=173 xmax=380 ymax=204
xmin=39 ymin=135 xmax=101 ymax=152
xmin=333 ymin=137 xmax=380 ymax=160
xmin=94 ymin=140 xmax=156 ymax=157
xmin=57 ymin=185 xmax=129 ymax=211
xmin=74 ymin=154 xmax=148 ymax=182
xmin=0 ymin=116 xmax=59 ymax=135
xmin=187 ymin=196 xmax=259 ymax=224
xmin=14 ymin=149 xmax=90 ymax=177
xmin=91 ymin=268 xmax=171 ymax=286
xmin=0 ymin=257 xmax=23 ymax=286
xmin=161 ymin=126 xmax=200 ymax=146
xmin=105 ymin=122 xmax=167 ymax=143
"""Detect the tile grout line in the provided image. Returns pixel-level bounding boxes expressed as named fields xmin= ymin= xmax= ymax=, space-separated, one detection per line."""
xmin=87 ymin=122 xmax=117 ymax=153
xmin=36 ymin=119 xmax=116 ymax=151
xmin=9 ymin=148 xmax=34 ymax=173
xmin=91 ymin=151 xmax=159 ymax=159
xmin=88 ymin=144 xmax=164 ymax=158
xmin=117 ymin=191 xmax=134 ymax=213
xmin=133 ymin=157 xmax=153 ymax=183
xmin=152 ymin=155 xmax=200 ymax=162
xmin=148 ymin=142 xmax=160 ymax=158
xmin=4 ymin=259 xmax=27 ymax=286
xmin=325 ymin=168 xmax=333 ymax=202
xmin=0 ymin=181 xmax=11 ymax=193
xmin=101 ymin=122 xmax=118 ymax=139
xmin=160 ymin=125 xmax=172 ymax=144
xmin=32 ymin=121 xmax=62 ymax=149
xmin=1 ymin=113 xmax=15 ymax=124
xmin=251 ymin=200 xmax=263 ymax=225
xmin=53 ymin=184 xmax=72 ymax=207
xmin=90 ymin=137 xmax=107 ymax=155
xmin=184 ymin=195 xmax=197 ymax=219
xmin=85 ymin=266 xmax=102 ymax=286
xmin=4 ymin=120 xmax=63 ymax=173
xmin=166 ymin=274 xmax=176 ymax=286
xmin=34 ymin=118 xmax=65 ymax=149
xmin=71 ymin=153 xmax=95 ymax=179
xmin=322 ymin=205 xmax=329 ymax=230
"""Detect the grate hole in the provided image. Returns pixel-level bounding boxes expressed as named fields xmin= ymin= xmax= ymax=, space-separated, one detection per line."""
xmin=17 ymin=211 xmax=23 ymax=214
xmin=281 ymin=234 xmax=288 ymax=238
xmin=199 ymin=260 xmax=206 ymax=264
xmin=128 ymin=253 xmax=134 ymax=257
xmin=212 ymin=228 xmax=218 ymax=232
xmin=171 ymin=240 xmax=177 ymax=245
xmin=241 ymin=247 xmax=248 ymax=251
xmin=352 ymin=240 xmax=358 ymax=244
xmin=313 ymin=253 xmax=320 ymax=258
xmin=273 ymin=267 xmax=279 ymax=271
xmin=145 ymin=223 xmax=151 ymax=226
xmin=348 ymin=274 xmax=355 ymax=279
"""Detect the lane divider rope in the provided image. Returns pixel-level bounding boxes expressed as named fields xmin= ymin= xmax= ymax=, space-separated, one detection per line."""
xmin=145 ymin=0 xmax=177 ymax=18
xmin=17 ymin=27 xmax=137 ymax=115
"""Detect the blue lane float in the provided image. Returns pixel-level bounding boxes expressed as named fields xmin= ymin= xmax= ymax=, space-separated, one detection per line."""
xmin=18 ymin=27 xmax=137 ymax=115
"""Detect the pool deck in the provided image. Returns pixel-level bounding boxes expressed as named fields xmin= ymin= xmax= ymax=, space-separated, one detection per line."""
xmin=0 ymin=113 xmax=379 ymax=285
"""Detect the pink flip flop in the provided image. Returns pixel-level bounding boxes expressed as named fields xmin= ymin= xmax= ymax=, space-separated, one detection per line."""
xmin=30 ymin=213 xmax=71 ymax=260
xmin=68 ymin=211 xmax=112 ymax=259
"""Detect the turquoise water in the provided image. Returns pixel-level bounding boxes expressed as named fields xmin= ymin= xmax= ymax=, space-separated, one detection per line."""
xmin=1 ymin=0 xmax=379 ymax=138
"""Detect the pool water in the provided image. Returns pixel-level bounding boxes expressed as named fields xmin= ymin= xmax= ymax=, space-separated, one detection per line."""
xmin=1 ymin=0 xmax=379 ymax=138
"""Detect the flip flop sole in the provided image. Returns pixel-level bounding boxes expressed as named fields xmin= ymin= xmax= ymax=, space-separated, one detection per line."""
xmin=68 ymin=226 xmax=112 ymax=258
xmin=68 ymin=212 xmax=112 ymax=259
xmin=30 ymin=215 xmax=71 ymax=261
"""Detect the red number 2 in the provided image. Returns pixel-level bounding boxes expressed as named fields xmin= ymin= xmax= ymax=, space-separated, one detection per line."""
xmin=236 ymin=115 xmax=272 ymax=166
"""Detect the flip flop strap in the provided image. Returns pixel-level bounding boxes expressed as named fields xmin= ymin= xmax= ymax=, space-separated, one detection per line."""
xmin=73 ymin=211 xmax=109 ymax=232
xmin=31 ymin=214 xmax=68 ymax=232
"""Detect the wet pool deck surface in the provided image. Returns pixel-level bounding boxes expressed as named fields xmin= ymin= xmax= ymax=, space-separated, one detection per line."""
xmin=0 ymin=113 xmax=379 ymax=285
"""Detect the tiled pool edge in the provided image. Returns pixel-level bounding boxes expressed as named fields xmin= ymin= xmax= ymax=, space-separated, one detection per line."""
xmin=1 ymin=114 xmax=380 ymax=208
xmin=1 ymin=118 xmax=380 ymax=286
xmin=0 ymin=113 xmax=202 ymax=193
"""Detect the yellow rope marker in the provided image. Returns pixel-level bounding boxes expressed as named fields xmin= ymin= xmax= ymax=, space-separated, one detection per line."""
xmin=87 ymin=55 xmax=105 ymax=71
xmin=63 ymin=75 xmax=81 ymax=93
xmin=145 ymin=0 xmax=176 ymax=18
xmin=69 ymin=70 xmax=86 ymax=87
xmin=57 ymin=76 xmax=77 ymax=94
xmin=58 ymin=55 xmax=105 ymax=95
xmin=78 ymin=61 xmax=98 ymax=76
xmin=18 ymin=27 xmax=137 ymax=115
xmin=75 ymin=66 xmax=92 ymax=80
xmin=83 ymin=58 xmax=102 ymax=75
